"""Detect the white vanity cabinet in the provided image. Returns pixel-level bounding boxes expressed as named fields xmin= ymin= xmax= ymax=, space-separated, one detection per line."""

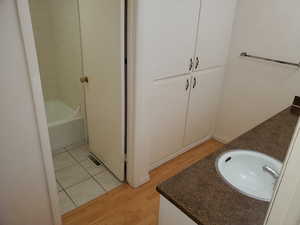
xmin=149 ymin=76 xmax=191 ymax=164
xmin=134 ymin=0 xmax=237 ymax=168
xmin=159 ymin=196 xmax=197 ymax=225
xmin=149 ymin=68 xmax=224 ymax=165
xmin=184 ymin=68 xmax=224 ymax=146
xmin=137 ymin=0 xmax=237 ymax=79
xmin=137 ymin=0 xmax=201 ymax=80
xmin=195 ymin=0 xmax=237 ymax=71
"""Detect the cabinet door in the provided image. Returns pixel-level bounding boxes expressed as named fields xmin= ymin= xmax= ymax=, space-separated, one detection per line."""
xmin=194 ymin=0 xmax=237 ymax=71
xmin=149 ymin=76 xmax=191 ymax=164
xmin=159 ymin=196 xmax=197 ymax=225
xmin=136 ymin=0 xmax=201 ymax=80
xmin=184 ymin=68 xmax=224 ymax=146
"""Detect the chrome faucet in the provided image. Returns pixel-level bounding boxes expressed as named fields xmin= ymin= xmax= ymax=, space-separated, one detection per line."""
xmin=262 ymin=165 xmax=280 ymax=179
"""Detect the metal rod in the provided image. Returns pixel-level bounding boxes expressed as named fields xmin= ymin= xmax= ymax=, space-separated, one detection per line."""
xmin=240 ymin=52 xmax=300 ymax=68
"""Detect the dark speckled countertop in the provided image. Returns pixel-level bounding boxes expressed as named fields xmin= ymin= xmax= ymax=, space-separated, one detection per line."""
xmin=157 ymin=107 xmax=299 ymax=225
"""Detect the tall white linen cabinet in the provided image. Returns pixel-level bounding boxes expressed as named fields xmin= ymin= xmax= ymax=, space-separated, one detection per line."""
xmin=132 ymin=0 xmax=238 ymax=171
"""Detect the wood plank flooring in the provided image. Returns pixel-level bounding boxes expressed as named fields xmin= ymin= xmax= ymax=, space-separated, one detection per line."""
xmin=62 ymin=139 xmax=223 ymax=225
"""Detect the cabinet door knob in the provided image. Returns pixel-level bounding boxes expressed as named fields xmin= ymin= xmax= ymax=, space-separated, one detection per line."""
xmin=195 ymin=57 xmax=199 ymax=70
xmin=186 ymin=79 xmax=190 ymax=91
xmin=193 ymin=77 xmax=197 ymax=88
xmin=189 ymin=58 xmax=194 ymax=71
xmin=80 ymin=76 xmax=89 ymax=83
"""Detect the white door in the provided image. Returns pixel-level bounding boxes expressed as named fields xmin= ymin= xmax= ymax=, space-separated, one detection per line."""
xmin=79 ymin=0 xmax=125 ymax=180
xmin=136 ymin=0 xmax=201 ymax=80
xmin=184 ymin=68 xmax=224 ymax=146
xmin=149 ymin=76 xmax=191 ymax=165
xmin=194 ymin=0 xmax=237 ymax=71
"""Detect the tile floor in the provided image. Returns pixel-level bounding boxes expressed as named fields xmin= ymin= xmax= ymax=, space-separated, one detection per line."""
xmin=53 ymin=145 xmax=122 ymax=214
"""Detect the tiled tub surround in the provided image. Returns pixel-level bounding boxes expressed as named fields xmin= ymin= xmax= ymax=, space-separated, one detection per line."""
xmin=53 ymin=145 xmax=122 ymax=214
xmin=157 ymin=108 xmax=299 ymax=225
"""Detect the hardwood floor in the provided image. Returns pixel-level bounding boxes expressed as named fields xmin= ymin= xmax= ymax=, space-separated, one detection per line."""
xmin=62 ymin=139 xmax=223 ymax=225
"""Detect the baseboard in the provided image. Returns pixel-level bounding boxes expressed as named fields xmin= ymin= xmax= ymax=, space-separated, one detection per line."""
xmin=212 ymin=135 xmax=230 ymax=144
xmin=150 ymin=135 xmax=212 ymax=171
xmin=130 ymin=174 xmax=151 ymax=188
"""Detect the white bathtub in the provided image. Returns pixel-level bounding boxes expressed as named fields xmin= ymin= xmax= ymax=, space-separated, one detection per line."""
xmin=45 ymin=100 xmax=85 ymax=153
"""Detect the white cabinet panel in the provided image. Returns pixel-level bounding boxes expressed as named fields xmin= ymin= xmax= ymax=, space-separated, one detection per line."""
xmin=159 ymin=196 xmax=197 ymax=225
xmin=149 ymin=76 xmax=191 ymax=164
xmin=195 ymin=0 xmax=237 ymax=71
xmin=184 ymin=68 xmax=224 ymax=146
xmin=136 ymin=0 xmax=200 ymax=80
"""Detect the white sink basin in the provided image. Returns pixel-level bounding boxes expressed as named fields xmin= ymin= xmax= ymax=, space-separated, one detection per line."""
xmin=216 ymin=150 xmax=282 ymax=202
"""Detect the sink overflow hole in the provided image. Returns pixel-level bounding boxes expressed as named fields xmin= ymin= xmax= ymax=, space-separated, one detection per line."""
xmin=225 ymin=157 xmax=232 ymax=162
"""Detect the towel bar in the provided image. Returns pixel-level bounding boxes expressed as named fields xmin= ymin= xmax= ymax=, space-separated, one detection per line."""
xmin=240 ymin=52 xmax=300 ymax=68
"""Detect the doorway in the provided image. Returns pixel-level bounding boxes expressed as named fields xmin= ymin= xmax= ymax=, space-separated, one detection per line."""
xmin=29 ymin=0 xmax=126 ymax=214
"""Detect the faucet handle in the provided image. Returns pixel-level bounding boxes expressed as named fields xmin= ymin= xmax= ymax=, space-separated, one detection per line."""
xmin=262 ymin=165 xmax=280 ymax=179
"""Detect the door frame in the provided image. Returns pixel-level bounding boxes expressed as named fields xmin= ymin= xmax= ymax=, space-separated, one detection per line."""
xmin=16 ymin=0 xmax=61 ymax=224
xmin=16 ymin=0 xmax=135 ymax=224
xmin=126 ymin=0 xmax=151 ymax=187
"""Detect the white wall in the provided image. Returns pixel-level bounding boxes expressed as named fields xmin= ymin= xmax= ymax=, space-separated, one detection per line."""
xmin=49 ymin=0 xmax=83 ymax=109
xmin=30 ymin=0 xmax=83 ymax=110
xmin=215 ymin=0 xmax=300 ymax=142
xmin=0 ymin=1 xmax=54 ymax=224
xmin=30 ymin=0 xmax=59 ymax=101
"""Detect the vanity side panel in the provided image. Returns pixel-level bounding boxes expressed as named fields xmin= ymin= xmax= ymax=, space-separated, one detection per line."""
xmin=159 ymin=196 xmax=197 ymax=225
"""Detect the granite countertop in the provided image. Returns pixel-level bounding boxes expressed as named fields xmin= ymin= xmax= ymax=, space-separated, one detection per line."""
xmin=157 ymin=107 xmax=299 ymax=225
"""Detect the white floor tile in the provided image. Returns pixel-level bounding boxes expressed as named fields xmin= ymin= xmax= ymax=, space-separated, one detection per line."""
xmin=52 ymin=147 xmax=67 ymax=156
xmin=94 ymin=171 xmax=122 ymax=191
xmin=53 ymin=152 xmax=77 ymax=171
xmin=68 ymin=145 xmax=90 ymax=162
xmin=58 ymin=191 xmax=75 ymax=215
xmin=56 ymin=181 xmax=63 ymax=192
xmin=80 ymin=159 xmax=106 ymax=176
xmin=56 ymin=164 xmax=91 ymax=188
xmin=66 ymin=179 xmax=106 ymax=206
